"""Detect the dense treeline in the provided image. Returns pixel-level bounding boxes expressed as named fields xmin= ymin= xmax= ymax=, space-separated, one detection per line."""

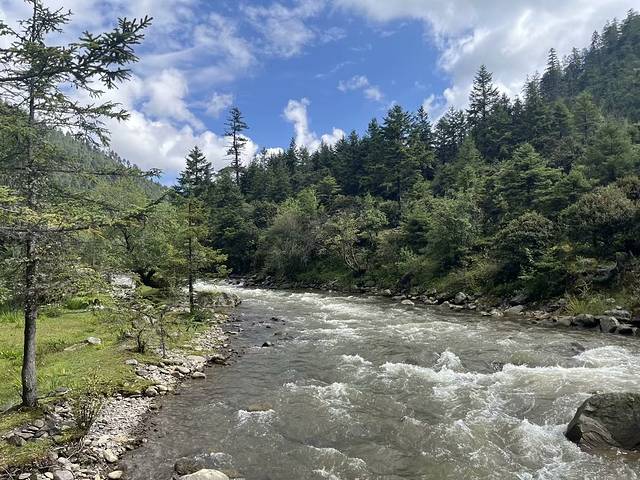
xmin=183 ymin=10 xmax=640 ymax=301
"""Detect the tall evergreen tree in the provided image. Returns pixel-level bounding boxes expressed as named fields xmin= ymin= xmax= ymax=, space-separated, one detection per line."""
xmin=468 ymin=65 xmax=500 ymax=129
xmin=176 ymin=146 xmax=212 ymax=197
xmin=225 ymin=106 xmax=249 ymax=184
xmin=541 ymin=49 xmax=564 ymax=102
xmin=381 ymin=105 xmax=421 ymax=213
xmin=0 ymin=0 xmax=151 ymax=407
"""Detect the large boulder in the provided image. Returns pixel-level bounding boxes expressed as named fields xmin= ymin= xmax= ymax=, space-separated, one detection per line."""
xmin=572 ymin=314 xmax=599 ymax=329
xmin=180 ymin=470 xmax=229 ymax=480
xmin=566 ymin=393 xmax=640 ymax=451
xmin=597 ymin=316 xmax=619 ymax=333
xmin=604 ymin=309 xmax=631 ymax=321
xmin=196 ymin=291 xmax=241 ymax=309
xmin=453 ymin=292 xmax=468 ymax=305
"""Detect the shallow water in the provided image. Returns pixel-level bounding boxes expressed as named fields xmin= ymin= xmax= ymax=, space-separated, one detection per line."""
xmin=124 ymin=284 xmax=640 ymax=479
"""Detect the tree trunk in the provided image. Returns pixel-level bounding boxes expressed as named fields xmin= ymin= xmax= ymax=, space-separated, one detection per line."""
xmin=22 ymin=233 xmax=38 ymax=407
xmin=188 ymin=235 xmax=194 ymax=314
xmin=188 ymin=199 xmax=194 ymax=314
xmin=22 ymin=54 xmax=38 ymax=407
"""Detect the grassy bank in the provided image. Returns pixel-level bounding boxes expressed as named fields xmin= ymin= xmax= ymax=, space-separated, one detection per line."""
xmin=0 ymin=295 xmax=202 ymax=469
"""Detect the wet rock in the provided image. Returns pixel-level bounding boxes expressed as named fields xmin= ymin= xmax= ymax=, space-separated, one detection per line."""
xmin=573 ymin=314 xmax=599 ymax=329
xmin=191 ymin=372 xmax=206 ymax=379
xmin=144 ymin=387 xmax=159 ymax=397
xmin=175 ymin=457 xmax=209 ymax=476
xmin=210 ymin=354 xmax=228 ymax=365
xmin=569 ymin=341 xmax=586 ymax=354
xmin=261 ymin=341 xmax=273 ymax=348
xmin=180 ymin=470 xmax=229 ymax=480
xmin=604 ymin=309 xmax=631 ymax=321
xmin=504 ymin=305 xmax=525 ymax=315
xmin=52 ymin=471 xmax=74 ymax=480
xmin=597 ymin=316 xmax=619 ymax=334
xmin=400 ymin=299 xmax=415 ymax=306
xmin=246 ymin=403 xmax=273 ymax=412
xmin=566 ymin=393 xmax=640 ymax=451
xmin=453 ymin=292 xmax=467 ymax=305
xmin=556 ymin=316 xmax=573 ymax=327
xmin=616 ymin=325 xmax=636 ymax=336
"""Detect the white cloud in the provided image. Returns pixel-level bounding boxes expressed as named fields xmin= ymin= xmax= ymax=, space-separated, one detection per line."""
xmin=283 ymin=98 xmax=344 ymax=151
xmin=333 ymin=0 xmax=633 ymax=108
xmin=422 ymin=93 xmax=447 ymax=119
xmin=207 ymin=93 xmax=234 ymax=118
xmin=338 ymin=75 xmax=385 ymax=102
xmin=243 ymin=0 xmax=326 ymax=58
xmin=106 ymin=112 xmax=257 ymax=182
xmin=142 ymin=69 xmax=203 ymax=129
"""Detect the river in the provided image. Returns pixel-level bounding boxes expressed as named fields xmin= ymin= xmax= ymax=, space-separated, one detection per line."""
xmin=123 ymin=284 xmax=640 ymax=479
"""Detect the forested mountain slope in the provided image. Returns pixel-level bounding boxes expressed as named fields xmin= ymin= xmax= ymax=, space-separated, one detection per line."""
xmin=195 ymin=10 xmax=640 ymax=309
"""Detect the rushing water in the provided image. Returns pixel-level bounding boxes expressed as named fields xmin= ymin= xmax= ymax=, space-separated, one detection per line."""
xmin=124 ymin=284 xmax=640 ymax=480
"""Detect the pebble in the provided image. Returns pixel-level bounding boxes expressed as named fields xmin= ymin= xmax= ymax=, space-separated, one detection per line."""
xmin=103 ymin=449 xmax=118 ymax=463
xmin=52 ymin=471 xmax=74 ymax=480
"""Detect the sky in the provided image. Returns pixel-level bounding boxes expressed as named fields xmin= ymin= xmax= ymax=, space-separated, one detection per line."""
xmin=0 ymin=0 xmax=636 ymax=183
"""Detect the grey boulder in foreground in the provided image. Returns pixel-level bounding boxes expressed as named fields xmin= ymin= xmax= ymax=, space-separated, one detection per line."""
xmin=180 ymin=469 xmax=230 ymax=480
xmin=566 ymin=393 xmax=640 ymax=451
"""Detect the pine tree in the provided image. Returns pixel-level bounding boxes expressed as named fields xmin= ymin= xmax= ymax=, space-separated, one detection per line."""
xmin=468 ymin=65 xmax=500 ymax=129
xmin=175 ymin=148 xmax=221 ymax=314
xmin=381 ymin=105 xmax=421 ymax=213
xmin=176 ymin=146 xmax=212 ymax=197
xmin=435 ymin=108 xmax=467 ymax=164
xmin=541 ymin=49 xmax=563 ymax=101
xmin=572 ymin=92 xmax=602 ymax=145
xmin=414 ymin=105 xmax=434 ymax=148
xmin=225 ymin=106 xmax=249 ymax=184
xmin=0 ymin=0 xmax=151 ymax=407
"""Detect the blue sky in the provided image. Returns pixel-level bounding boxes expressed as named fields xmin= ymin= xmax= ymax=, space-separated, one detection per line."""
xmin=0 ymin=0 xmax=635 ymax=182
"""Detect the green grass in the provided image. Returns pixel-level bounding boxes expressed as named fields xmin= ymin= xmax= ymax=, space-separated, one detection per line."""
xmin=0 ymin=309 xmax=153 ymax=468
xmin=0 ymin=293 xmax=220 ymax=469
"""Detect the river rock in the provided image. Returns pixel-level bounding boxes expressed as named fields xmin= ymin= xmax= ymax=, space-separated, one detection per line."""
xmin=180 ymin=470 xmax=229 ymax=480
xmin=453 ymin=292 xmax=467 ymax=305
xmin=573 ymin=314 xmax=599 ymax=329
xmin=504 ymin=305 xmax=525 ymax=315
xmin=108 ymin=472 xmax=124 ymax=479
xmin=604 ymin=309 xmax=631 ymax=321
xmin=597 ymin=316 xmax=619 ymax=333
xmin=103 ymin=449 xmax=118 ymax=463
xmin=261 ymin=341 xmax=273 ymax=347
xmin=616 ymin=325 xmax=637 ymax=336
xmin=246 ymin=402 xmax=273 ymax=412
xmin=144 ymin=386 xmax=159 ymax=397
xmin=7 ymin=434 xmax=26 ymax=446
xmin=191 ymin=372 xmax=206 ymax=379
xmin=52 ymin=471 xmax=74 ymax=480
xmin=401 ymin=299 xmax=415 ymax=306
xmin=566 ymin=393 xmax=640 ymax=451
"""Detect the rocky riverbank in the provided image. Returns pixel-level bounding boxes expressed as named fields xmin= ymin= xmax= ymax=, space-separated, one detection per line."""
xmin=2 ymin=308 xmax=241 ymax=480
xmin=237 ymin=276 xmax=639 ymax=338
